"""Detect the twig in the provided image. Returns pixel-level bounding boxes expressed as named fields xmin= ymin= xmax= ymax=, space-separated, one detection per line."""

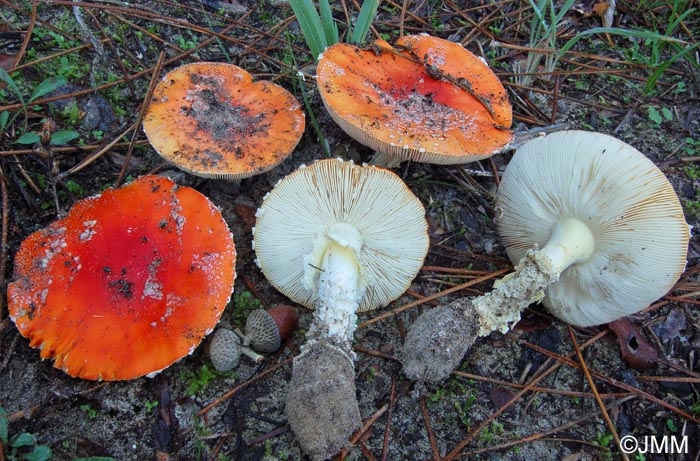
xmin=8 ymin=0 xmax=37 ymax=72
xmin=350 ymin=404 xmax=388 ymax=445
xmin=443 ymin=330 xmax=609 ymax=460
xmin=568 ymin=326 xmax=628 ymax=461
xmin=0 ymin=165 xmax=9 ymax=317
xmin=419 ymin=395 xmax=441 ymax=461
xmin=517 ymin=337 xmax=700 ymax=424
xmin=381 ymin=378 xmax=397 ymax=461
xmin=459 ymin=397 xmax=634 ymax=457
xmin=359 ymin=267 xmax=511 ymax=329
xmin=198 ymin=357 xmax=292 ymax=416
xmin=56 ymin=121 xmax=138 ymax=179
xmin=116 ymin=50 xmax=166 ymax=186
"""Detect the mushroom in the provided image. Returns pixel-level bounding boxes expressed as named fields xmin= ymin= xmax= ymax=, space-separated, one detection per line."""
xmin=316 ymin=33 xmax=513 ymax=166
xmin=143 ymin=62 xmax=305 ymax=180
xmin=236 ymin=305 xmax=299 ymax=353
xmin=402 ymin=130 xmax=689 ymax=384
xmin=253 ymin=158 xmax=429 ymax=459
xmin=7 ymin=175 xmax=237 ymax=380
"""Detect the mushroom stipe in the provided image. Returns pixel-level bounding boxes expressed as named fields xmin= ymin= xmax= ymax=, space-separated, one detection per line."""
xmin=8 ymin=175 xmax=236 ymax=381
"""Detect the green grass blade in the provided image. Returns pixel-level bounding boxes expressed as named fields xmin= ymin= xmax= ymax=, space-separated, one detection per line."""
xmin=644 ymin=43 xmax=699 ymax=95
xmin=350 ymin=0 xmax=380 ymax=44
xmin=664 ymin=8 xmax=695 ymax=37
xmin=558 ymin=27 xmax=687 ymax=58
xmin=288 ymin=0 xmax=327 ymax=59
xmin=553 ymin=0 xmax=577 ymax=25
xmin=318 ymin=0 xmax=338 ymax=47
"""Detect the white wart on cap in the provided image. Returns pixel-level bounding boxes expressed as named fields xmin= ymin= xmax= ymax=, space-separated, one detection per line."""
xmin=494 ymin=130 xmax=689 ymax=327
xmin=253 ymin=158 xmax=429 ymax=314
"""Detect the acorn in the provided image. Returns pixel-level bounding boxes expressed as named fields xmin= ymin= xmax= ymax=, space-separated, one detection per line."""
xmin=208 ymin=328 xmax=241 ymax=372
xmin=208 ymin=328 xmax=264 ymax=372
xmin=238 ymin=305 xmax=299 ymax=353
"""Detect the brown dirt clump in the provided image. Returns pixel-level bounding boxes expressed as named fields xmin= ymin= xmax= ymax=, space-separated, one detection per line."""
xmin=285 ymin=340 xmax=361 ymax=460
xmin=401 ymin=300 xmax=479 ymax=385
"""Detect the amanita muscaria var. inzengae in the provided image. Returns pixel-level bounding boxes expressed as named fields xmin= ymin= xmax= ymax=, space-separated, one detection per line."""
xmin=253 ymin=158 xmax=429 ymax=460
xmin=401 ymin=130 xmax=689 ymax=384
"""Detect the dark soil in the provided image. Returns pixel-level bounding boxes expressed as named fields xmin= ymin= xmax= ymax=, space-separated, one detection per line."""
xmin=1 ymin=1 xmax=699 ymax=461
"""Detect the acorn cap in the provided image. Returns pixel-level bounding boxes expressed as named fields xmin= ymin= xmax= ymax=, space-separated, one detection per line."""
xmin=253 ymin=158 xmax=429 ymax=312
xmin=143 ymin=62 xmax=305 ymax=180
xmin=7 ymin=175 xmax=236 ymax=380
xmin=208 ymin=328 xmax=241 ymax=372
xmin=496 ymin=130 xmax=689 ymax=326
xmin=316 ymin=34 xmax=513 ymax=164
xmin=244 ymin=305 xmax=299 ymax=352
xmin=245 ymin=310 xmax=280 ymax=352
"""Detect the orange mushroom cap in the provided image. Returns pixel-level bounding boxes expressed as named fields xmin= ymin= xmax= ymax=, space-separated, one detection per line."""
xmin=7 ymin=175 xmax=236 ymax=380
xmin=317 ymin=34 xmax=513 ymax=164
xmin=143 ymin=62 xmax=305 ymax=179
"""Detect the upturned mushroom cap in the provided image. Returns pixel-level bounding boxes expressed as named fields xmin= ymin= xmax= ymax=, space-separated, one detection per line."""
xmin=252 ymin=158 xmax=429 ymax=312
xmin=496 ymin=130 xmax=689 ymax=326
xmin=7 ymin=175 xmax=236 ymax=380
xmin=143 ymin=62 xmax=305 ymax=179
xmin=316 ymin=34 xmax=513 ymax=164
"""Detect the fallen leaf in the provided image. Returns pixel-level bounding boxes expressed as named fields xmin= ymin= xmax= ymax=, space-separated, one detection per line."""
xmin=593 ymin=0 xmax=616 ymax=27
xmin=608 ymin=317 xmax=657 ymax=371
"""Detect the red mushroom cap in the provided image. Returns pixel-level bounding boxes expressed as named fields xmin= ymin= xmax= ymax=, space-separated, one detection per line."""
xmin=7 ymin=175 xmax=236 ymax=380
xmin=316 ymin=34 xmax=513 ymax=164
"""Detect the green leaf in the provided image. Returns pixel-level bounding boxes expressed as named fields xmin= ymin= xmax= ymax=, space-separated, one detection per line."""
xmin=0 ymin=111 xmax=9 ymax=131
xmin=661 ymin=107 xmax=673 ymax=121
xmin=14 ymin=131 xmax=40 ymax=145
xmin=11 ymin=432 xmax=35 ymax=448
xmin=65 ymin=180 xmax=85 ymax=195
xmin=643 ymin=43 xmax=699 ymax=95
xmin=0 ymin=406 xmax=8 ymax=444
xmin=647 ymin=106 xmax=663 ymax=124
xmin=50 ymin=129 xmax=79 ymax=145
xmin=0 ymin=67 xmax=25 ymax=107
xmin=28 ymin=76 xmax=67 ymax=103
xmin=23 ymin=444 xmax=52 ymax=461
xmin=350 ymin=0 xmax=380 ymax=44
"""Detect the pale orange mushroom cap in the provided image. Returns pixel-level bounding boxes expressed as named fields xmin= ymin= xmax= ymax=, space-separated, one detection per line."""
xmin=7 ymin=175 xmax=236 ymax=380
xmin=317 ymin=34 xmax=513 ymax=164
xmin=143 ymin=62 xmax=305 ymax=179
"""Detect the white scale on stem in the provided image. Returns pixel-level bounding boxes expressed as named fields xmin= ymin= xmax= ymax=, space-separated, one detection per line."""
xmin=473 ymin=217 xmax=596 ymax=335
